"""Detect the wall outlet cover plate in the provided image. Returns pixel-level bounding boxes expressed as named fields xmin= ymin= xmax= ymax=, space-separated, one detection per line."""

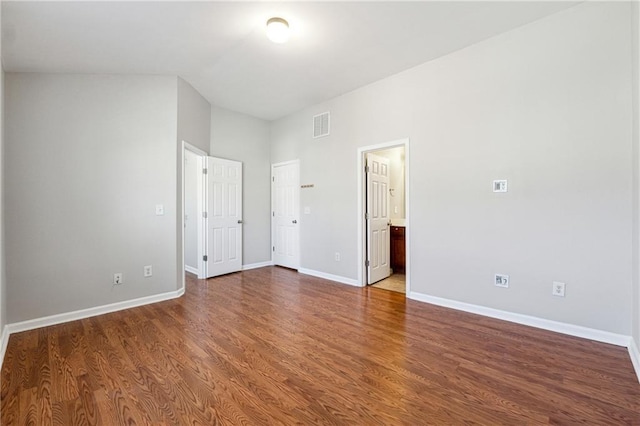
xmin=552 ymin=281 xmax=566 ymax=297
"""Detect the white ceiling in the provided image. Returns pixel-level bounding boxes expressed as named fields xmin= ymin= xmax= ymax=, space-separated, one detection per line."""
xmin=2 ymin=1 xmax=577 ymax=121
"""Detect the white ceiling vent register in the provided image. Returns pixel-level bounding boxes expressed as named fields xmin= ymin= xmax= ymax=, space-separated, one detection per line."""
xmin=313 ymin=112 xmax=330 ymax=138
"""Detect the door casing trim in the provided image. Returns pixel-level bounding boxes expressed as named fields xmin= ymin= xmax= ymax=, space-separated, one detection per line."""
xmin=181 ymin=140 xmax=208 ymax=291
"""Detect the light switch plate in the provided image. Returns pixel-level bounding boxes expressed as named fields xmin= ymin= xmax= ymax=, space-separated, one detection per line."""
xmin=495 ymin=274 xmax=509 ymax=288
xmin=493 ymin=180 xmax=508 ymax=193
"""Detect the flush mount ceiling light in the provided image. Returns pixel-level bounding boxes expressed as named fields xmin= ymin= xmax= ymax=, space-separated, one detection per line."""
xmin=266 ymin=17 xmax=290 ymax=44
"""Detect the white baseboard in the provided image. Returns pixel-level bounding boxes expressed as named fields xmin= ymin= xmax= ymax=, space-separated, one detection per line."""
xmin=408 ymin=291 xmax=631 ymax=348
xmin=629 ymin=337 xmax=640 ymax=383
xmin=6 ymin=289 xmax=184 ymax=335
xmin=0 ymin=325 xmax=9 ymax=373
xmin=185 ymin=265 xmax=199 ymax=275
xmin=242 ymin=261 xmax=274 ymax=271
xmin=298 ymin=268 xmax=362 ymax=287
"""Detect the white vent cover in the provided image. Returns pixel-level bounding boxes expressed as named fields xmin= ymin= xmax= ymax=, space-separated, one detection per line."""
xmin=313 ymin=112 xmax=330 ymax=138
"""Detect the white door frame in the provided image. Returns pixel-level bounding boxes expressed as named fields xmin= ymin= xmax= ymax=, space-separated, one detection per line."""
xmin=271 ymin=159 xmax=300 ymax=269
xmin=357 ymin=138 xmax=410 ymax=293
xmin=181 ymin=141 xmax=208 ymax=288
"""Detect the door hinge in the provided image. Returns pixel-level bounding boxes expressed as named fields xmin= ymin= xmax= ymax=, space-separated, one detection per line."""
xmin=365 ymin=165 xmax=370 ymax=173
xmin=202 ymin=212 xmax=207 ymax=218
xmin=203 ymin=168 xmax=208 ymax=174
xmin=365 ymin=213 xmax=369 ymax=220
xmin=273 ymin=246 xmax=275 ymax=252
xmin=203 ymin=255 xmax=208 ymax=262
xmin=272 ymin=176 xmax=275 ymax=182
xmin=365 ymin=260 xmax=370 ymax=267
xmin=272 ymin=211 xmax=275 ymax=217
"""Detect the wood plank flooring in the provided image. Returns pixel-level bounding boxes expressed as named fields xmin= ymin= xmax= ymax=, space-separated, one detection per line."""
xmin=2 ymin=266 xmax=639 ymax=424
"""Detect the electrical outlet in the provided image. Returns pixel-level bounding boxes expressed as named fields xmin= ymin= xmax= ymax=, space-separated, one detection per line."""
xmin=113 ymin=273 xmax=123 ymax=285
xmin=335 ymin=252 xmax=341 ymax=261
xmin=552 ymin=281 xmax=566 ymax=297
xmin=494 ymin=274 xmax=509 ymax=288
xmin=144 ymin=265 xmax=153 ymax=277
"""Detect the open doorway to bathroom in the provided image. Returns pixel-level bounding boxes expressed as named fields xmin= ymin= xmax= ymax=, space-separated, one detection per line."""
xmin=358 ymin=140 xmax=409 ymax=294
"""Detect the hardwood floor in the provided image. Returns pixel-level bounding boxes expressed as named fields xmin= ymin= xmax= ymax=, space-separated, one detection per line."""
xmin=2 ymin=266 xmax=639 ymax=424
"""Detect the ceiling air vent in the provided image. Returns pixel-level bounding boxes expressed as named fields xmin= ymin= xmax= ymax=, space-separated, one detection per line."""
xmin=313 ymin=112 xmax=330 ymax=138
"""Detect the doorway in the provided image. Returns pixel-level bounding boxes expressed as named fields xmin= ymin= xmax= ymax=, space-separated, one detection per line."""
xmin=182 ymin=142 xmax=244 ymax=282
xmin=182 ymin=141 xmax=207 ymax=280
xmin=357 ymin=139 xmax=410 ymax=294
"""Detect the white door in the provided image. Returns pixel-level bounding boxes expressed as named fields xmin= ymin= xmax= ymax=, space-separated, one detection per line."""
xmin=205 ymin=157 xmax=243 ymax=278
xmin=366 ymin=153 xmax=391 ymax=284
xmin=272 ymin=161 xmax=300 ymax=269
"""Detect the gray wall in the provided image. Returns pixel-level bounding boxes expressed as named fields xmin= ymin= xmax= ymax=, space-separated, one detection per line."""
xmin=176 ymin=77 xmax=211 ymax=280
xmin=633 ymin=1 xmax=640 ymax=352
xmin=5 ymin=73 xmax=179 ymax=323
xmin=0 ymin=67 xmax=4 ymax=333
xmin=0 ymin=5 xmax=5 ymax=333
xmin=271 ymin=2 xmax=633 ymax=335
xmin=177 ymin=77 xmax=211 ymax=154
xmin=210 ymin=106 xmax=271 ymax=266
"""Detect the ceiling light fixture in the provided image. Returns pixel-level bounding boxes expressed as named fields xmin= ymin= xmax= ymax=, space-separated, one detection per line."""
xmin=266 ymin=17 xmax=290 ymax=44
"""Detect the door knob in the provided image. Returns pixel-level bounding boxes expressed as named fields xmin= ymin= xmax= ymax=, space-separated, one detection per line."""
xmin=238 ymin=220 xmax=243 ymax=224
xmin=292 ymin=220 xmax=298 ymax=224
